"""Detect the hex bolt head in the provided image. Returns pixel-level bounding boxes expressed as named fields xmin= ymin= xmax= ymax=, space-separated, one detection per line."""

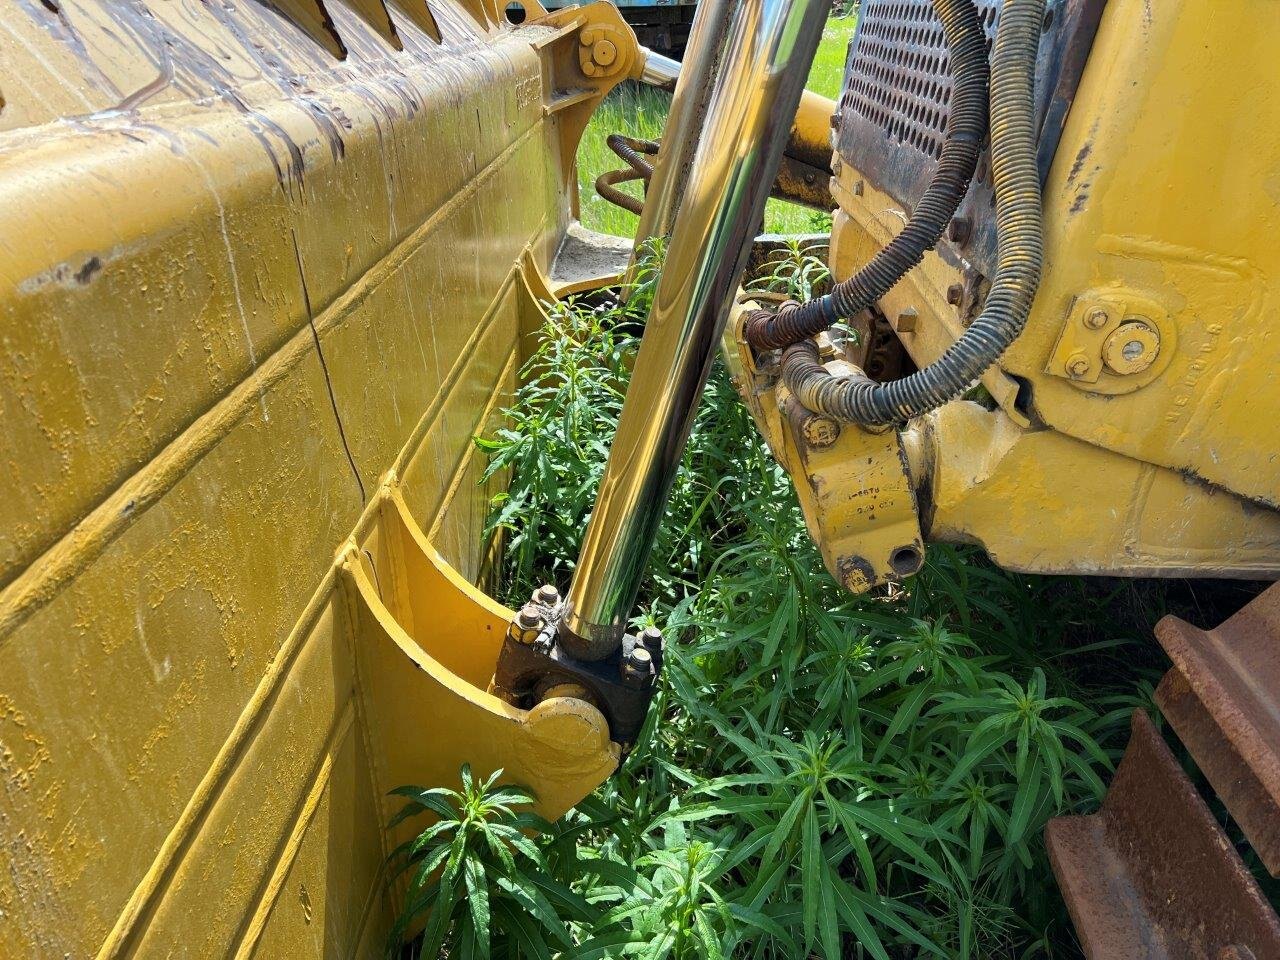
xmin=801 ymin=413 xmax=841 ymax=449
xmin=508 ymin=603 xmax=545 ymax=645
xmin=621 ymin=645 xmax=653 ymax=688
xmin=946 ymin=283 xmax=964 ymax=306
xmin=640 ymin=625 xmax=664 ymax=654
xmin=1066 ymin=353 xmax=1091 ymax=379
xmin=1084 ymin=307 xmax=1109 ymax=330
xmin=947 ymin=217 xmax=972 ymax=245
xmin=534 ymin=583 xmax=561 ymax=606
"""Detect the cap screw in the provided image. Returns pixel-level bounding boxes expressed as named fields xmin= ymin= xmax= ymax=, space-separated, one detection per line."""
xmin=621 ymin=646 xmax=653 ymax=688
xmin=1084 ymin=307 xmax=1109 ymax=330
xmin=534 ymin=583 xmax=561 ymax=606
xmin=508 ymin=603 xmax=545 ymax=646
xmin=947 ymin=217 xmax=972 ymax=245
xmin=1066 ymin=353 xmax=1091 ymax=379
xmin=639 ymin=625 xmax=664 ymax=654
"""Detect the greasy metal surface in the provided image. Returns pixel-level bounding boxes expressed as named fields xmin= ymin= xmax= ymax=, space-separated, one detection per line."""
xmin=836 ymin=0 xmax=1107 ymax=274
xmin=1046 ymin=710 xmax=1280 ymax=960
xmin=0 ymin=2 xmax=633 ymax=955
xmin=495 ymin=610 xmax=660 ymax=744
xmin=561 ymin=0 xmax=831 ymax=658
xmin=1155 ymin=582 xmax=1280 ymax=877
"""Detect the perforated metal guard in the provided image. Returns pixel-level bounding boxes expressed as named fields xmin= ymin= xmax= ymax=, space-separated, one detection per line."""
xmin=842 ymin=0 xmax=999 ymax=162
xmin=834 ymin=0 xmax=1108 ymax=275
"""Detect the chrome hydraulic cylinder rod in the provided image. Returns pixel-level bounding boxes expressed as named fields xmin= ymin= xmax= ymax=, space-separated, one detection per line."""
xmin=634 ymin=3 xmax=733 ymax=246
xmin=559 ymin=0 xmax=829 ymax=661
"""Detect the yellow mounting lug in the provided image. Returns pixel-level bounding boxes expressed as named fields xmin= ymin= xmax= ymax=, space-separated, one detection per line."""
xmin=345 ymin=488 xmax=619 ymax=907
xmin=722 ymin=298 xmax=924 ymax=594
xmin=774 ymin=374 xmax=925 ymax=595
xmin=527 ymin=1 xmax=645 ymax=189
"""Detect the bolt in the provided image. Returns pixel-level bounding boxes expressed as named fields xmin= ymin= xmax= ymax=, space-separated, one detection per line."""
xmin=829 ymin=111 xmax=840 ymax=129
xmin=894 ymin=308 xmax=918 ymax=333
xmin=801 ymin=412 xmax=841 ymax=448
xmin=507 ymin=603 xmax=545 ymax=645
xmin=947 ymin=217 xmax=972 ymax=245
xmin=852 ymin=179 xmax=865 ymax=197
xmin=1066 ymin=353 xmax=1091 ymax=379
xmin=621 ymin=645 xmax=653 ymax=688
xmin=1102 ymin=321 xmax=1160 ymax=375
xmin=1084 ymin=307 xmax=1109 ymax=330
xmin=640 ymin=625 xmax=664 ymax=654
xmin=946 ymin=283 xmax=964 ymax=306
xmin=534 ymin=583 xmax=561 ymax=606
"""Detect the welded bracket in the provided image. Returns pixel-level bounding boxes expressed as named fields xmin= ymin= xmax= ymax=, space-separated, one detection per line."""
xmin=525 ymin=1 xmax=646 ymax=187
xmin=773 ymin=374 xmax=925 ymax=593
xmin=724 ymin=302 xmax=925 ymax=594
xmin=341 ymin=487 xmax=620 ymax=881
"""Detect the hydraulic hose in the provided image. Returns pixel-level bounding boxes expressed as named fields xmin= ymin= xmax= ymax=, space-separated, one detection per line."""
xmin=744 ymin=0 xmax=989 ymax=351
xmin=781 ymin=0 xmax=1045 ymax=428
xmin=596 ymin=135 xmax=661 ymax=216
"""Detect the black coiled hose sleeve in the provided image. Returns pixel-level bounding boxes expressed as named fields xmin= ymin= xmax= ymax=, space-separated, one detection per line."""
xmin=781 ymin=0 xmax=1046 ymax=428
xmin=745 ymin=0 xmax=989 ymax=351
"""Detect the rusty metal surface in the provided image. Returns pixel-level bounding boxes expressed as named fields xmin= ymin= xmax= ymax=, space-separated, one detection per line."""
xmin=1155 ymin=582 xmax=1280 ymax=878
xmin=1046 ymin=710 xmax=1280 ymax=959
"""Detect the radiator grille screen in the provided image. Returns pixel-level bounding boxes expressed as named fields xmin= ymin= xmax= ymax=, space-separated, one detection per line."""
xmin=834 ymin=0 xmax=1107 ymax=274
xmin=841 ymin=0 xmax=999 ymax=161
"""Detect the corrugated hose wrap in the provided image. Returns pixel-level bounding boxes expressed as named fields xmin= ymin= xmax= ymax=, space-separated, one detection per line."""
xmin=744 ymin=0 xmax=989 ymax=352
xmin=781 ymin=0 xmax=1046 ymax=428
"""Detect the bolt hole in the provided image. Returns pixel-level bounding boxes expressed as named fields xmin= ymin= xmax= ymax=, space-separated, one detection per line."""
xmin=505 ymin=2 xmax=526 ymax=25
xmin=890 ymin=546 xmax=922 ymax=575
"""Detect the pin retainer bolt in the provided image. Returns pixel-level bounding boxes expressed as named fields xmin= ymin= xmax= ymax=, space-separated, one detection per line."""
xmin=509 ymin=603 xmax=545 ymax=645
xmin=621 ymin=645 xmax=653 ymax=687
xmin=639 ymin=626 xmax=664 ymax=654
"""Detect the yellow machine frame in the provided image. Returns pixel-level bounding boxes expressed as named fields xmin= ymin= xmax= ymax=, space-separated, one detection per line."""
xmin=728 ymin=0 xmax=1280 ymax=592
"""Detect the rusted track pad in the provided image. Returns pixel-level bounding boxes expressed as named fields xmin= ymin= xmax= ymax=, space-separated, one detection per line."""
xmin=1156 ymin=582 xmax=1280 ymax=877
xmin=1046 ymin=710 xmax=1280 ymax=960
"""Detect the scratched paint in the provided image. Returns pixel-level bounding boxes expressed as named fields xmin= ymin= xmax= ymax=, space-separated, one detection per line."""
xmin=0 ymin=0 xmax=617 ymax=956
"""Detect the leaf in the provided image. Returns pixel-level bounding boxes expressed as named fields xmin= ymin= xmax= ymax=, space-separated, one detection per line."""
xmin=417 ymin=873 xmax=457 ymax=960
xmin=463 ymin=857 xmax=490 ymax=958
xmin=801 ymin=802 xmax=821 ymax=949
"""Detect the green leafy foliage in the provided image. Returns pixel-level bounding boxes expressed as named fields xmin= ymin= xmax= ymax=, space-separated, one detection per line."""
xmin=387 ymin=765 xmax=598 ymax=959
xmin=455 ymin=242 xmax=1165 ymax=958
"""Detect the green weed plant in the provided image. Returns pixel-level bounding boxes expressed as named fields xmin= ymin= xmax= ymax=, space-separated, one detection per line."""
xmin=384 ymin=241 xmax=1167 ymax=959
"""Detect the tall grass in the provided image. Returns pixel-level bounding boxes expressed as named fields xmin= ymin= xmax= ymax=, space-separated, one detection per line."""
xmin=576 ymin=16 xmax=859 ymax=238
